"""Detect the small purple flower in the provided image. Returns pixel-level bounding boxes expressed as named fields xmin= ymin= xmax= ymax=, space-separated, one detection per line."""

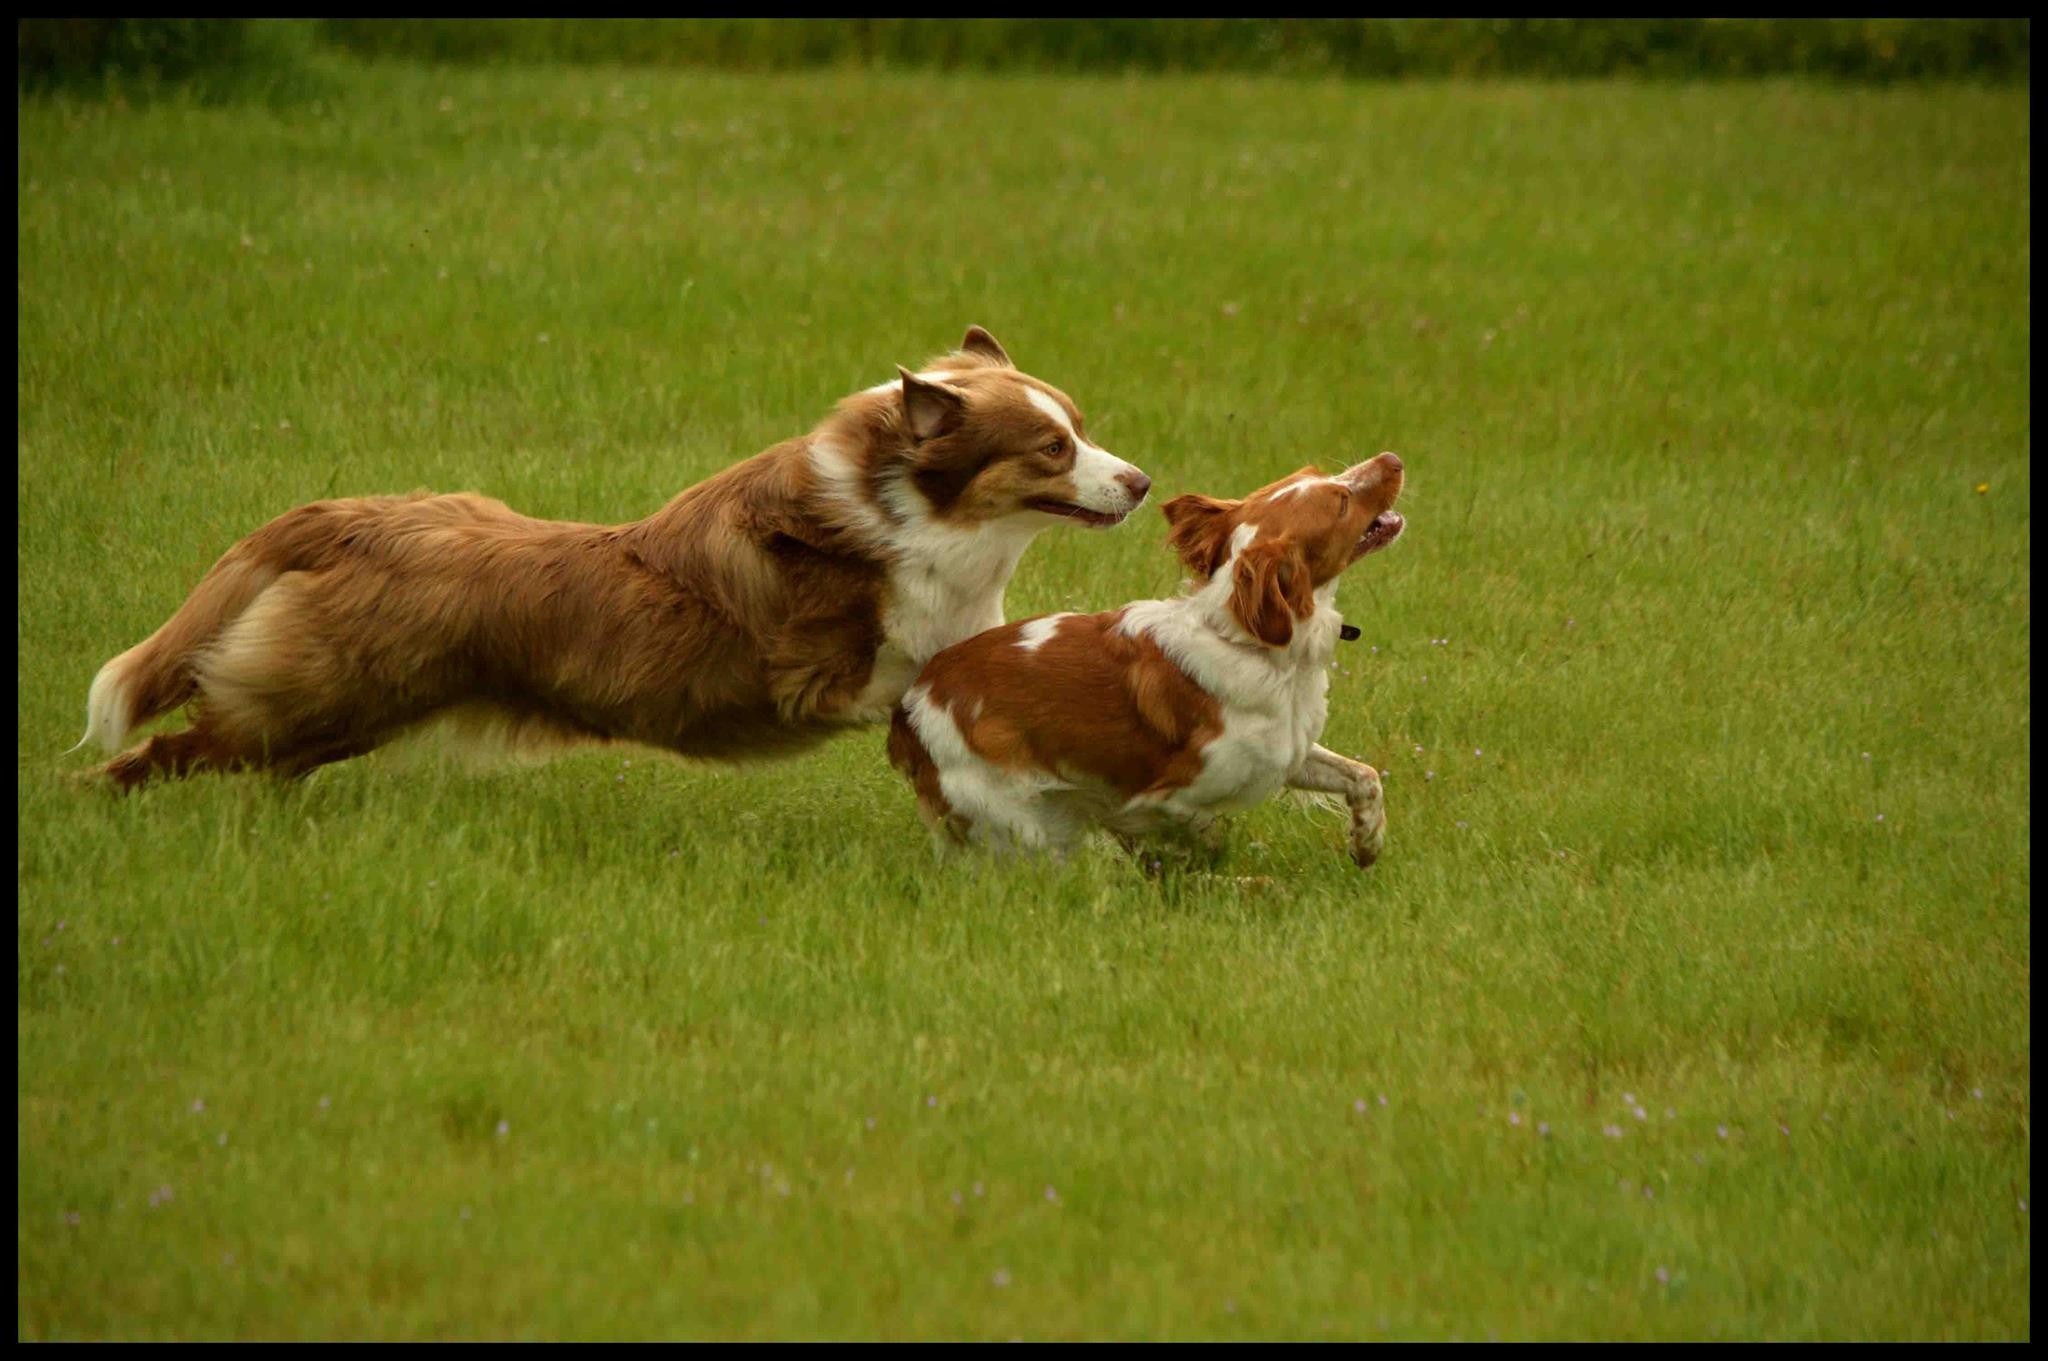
xmin=992 ymin=1268 xmax=1012 ymax=1288
xmin=1473 ymin=748 xmax=1482 ymax=757
xmin=1538 ymin=1122 xmax=1551 ymax=1138
xmin=1643 ymin=1186 xmax=1655 ymax=1200
xmin=926 ymin=1095 xmax=937 ymax=1108
xmin=973 ymin=1181 xmax=985 ymax=1197
xmin=63 ymin=1211 xmax=81 ymax=1226
xmin=1378 ymin=1094 xmax=1388 ymax=1107
xmin=1633 ymin=1107 xmax=1649 ymax=1122
xmin=217 ymin=1133 xmax=228 ymax=1147
xmin=1044 ymin=1185 xmax=1059 ymax=1202
xmin=1354 ymin=1098 xmax=1367 ymax=1114
xmin=1508 ymin=1111 xmax=1522 ymax=1126
xmin=1604 ymin=1124 xmax=1624 ymax=1139
xmin=1623 ymin=1093 xmax=1635 ymax=1104
xmin=1655 ymin=1266 xmax=1670 ymax=1284
xmin=865 ymin=1117 xmax=876 ymax=1130
xmin=951 ymin=1191 xmax=963 ymax=1206
xmin=1717 ymin=1125 xmax=1729 ymax=1139
xmin=191 ymin=1099 xmax=205 ymax=1115
xmin=1971 ymin=1088 xmax=1984 ymax=1100
xmin=1874 ymin=813 xmax=1885 ymax=822
xmin=319 ymin=1096 xmax=331 ymax=1110
xmin=1414 ymin=745 xmax=1424 ymax=755
xmin=1779 ymin=1123 xmax=1791 ymax=1136
xmin=1455 ymin=820 xmax=1468 ymax=829
xmin=495 ymin=1119 xmax=510 ymax=1138
xmin=459 ymin=1206 xmax=473 ymax=1221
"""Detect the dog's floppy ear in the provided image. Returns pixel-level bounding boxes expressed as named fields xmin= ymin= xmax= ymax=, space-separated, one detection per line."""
xmin=1161 ymin=493 xmax=1240 ymax=578
xmin=959 ymin=325 xmax=1013 ymax=368
xmin=899 ymin=367 xmax=968 ymax=441
xmin=1229 ymin=538 xmax=1312 ymax=648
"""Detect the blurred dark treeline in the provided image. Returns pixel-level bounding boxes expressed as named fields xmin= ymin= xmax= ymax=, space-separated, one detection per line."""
xmin=18 ymin=18 xmax=2032 ymax=101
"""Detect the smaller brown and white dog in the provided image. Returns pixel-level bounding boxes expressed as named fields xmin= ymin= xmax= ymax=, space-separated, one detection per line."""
xmin=888 ymin=453 xmax=1406 ymax=866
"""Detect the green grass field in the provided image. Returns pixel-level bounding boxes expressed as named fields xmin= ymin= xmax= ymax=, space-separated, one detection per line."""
xmin=17 ymin=63 xmax=2030 ymax=1339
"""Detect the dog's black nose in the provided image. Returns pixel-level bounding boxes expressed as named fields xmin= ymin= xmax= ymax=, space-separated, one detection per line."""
xmin=1119 ymin=470 xmax=1152 ymax=503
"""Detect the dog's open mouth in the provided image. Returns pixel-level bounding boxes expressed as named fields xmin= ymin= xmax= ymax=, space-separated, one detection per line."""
xmin=1356 ymin=511 xmax=1405 ymax=556
xmin=1027 ymin=499 xmax=1129 ymax=528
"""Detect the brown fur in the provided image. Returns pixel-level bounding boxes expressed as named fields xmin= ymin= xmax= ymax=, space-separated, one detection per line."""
xmin=894 ymin=455 xmax=1406 ymax=860
xmin=888 ymin=608 xmax=1225 ymax=825
xmin=86 ymin=329 xmax=1130 ymax=788
xmin=1161 ymin=456 xmax=1405 ymax=648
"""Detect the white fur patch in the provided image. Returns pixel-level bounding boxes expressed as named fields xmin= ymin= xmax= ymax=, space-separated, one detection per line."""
xmin=1270 ymin=476 xmax=1335 ymax=501
xmin=1013 ymin=613 xmax=1073 ymax=652
xmin=1025 ymin=389 xmax=1147 ymax=520
xmin=74 ymin=648 xmax=140 ymax=753
xmin=1025 ymin=387 xmax=1077 ymax=438
xmin=846 ymin=493 xmax=1040 ymax=720
xmin=903 ymin=684 xmax=1075 ymax=850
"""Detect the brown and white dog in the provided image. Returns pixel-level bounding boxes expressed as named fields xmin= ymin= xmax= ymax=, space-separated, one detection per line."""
xmin=78 ymin=327 xmax=1151 ymax=788
xmin=888 ymin=454 xmax=1405 ymax=866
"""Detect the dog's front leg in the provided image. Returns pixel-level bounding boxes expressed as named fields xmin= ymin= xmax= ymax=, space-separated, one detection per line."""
xmin=1285 ymin=744 xmax=1386 ymax=868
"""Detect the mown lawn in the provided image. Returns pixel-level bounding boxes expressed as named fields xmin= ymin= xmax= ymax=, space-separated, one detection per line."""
xmin=16 ymin=64 xmax=2030 ymax=1339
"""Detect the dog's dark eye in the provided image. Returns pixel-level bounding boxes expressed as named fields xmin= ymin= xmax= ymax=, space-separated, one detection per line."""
xmin=1042 ymin=439 xmax=1066 ymax=458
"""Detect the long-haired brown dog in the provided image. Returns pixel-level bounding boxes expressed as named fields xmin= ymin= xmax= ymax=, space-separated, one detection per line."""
xmin=78 ymin=328 xmax=1151 ymax=789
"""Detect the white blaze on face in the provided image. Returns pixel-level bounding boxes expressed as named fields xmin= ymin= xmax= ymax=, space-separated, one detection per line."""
xmin=1025 ymin=388 xmax=1145 ymax=517
xmin=1270 ymin=475 xmax=1336 ymax=502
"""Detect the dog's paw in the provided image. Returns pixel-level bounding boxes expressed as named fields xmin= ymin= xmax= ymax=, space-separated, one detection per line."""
xmin=1347 ymin=769 xmax=1385 ymax=869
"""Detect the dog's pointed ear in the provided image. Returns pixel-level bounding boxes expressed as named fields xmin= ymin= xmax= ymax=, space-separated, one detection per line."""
xmin=1229 ymin=538 xmax=1311 ymax=648
xmin=959 ymin=325 xmax=1013 ymax=368
xmin=899 ymin=367 xmax=968 ymax=441
xmin=1161 ymin=493 xmax=1240 ymax=578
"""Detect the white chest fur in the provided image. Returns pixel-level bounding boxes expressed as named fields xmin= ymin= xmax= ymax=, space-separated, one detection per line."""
xmin=1119 ymin=579 xmax=1343 ymax=814
xmin=847 ymin=517 xmax=1039 ymax=722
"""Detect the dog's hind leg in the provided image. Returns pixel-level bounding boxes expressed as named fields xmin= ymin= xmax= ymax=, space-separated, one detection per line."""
xmin=100 ymin=725 xmax=252 ymax=791
xmin=137 ymin=571 xmax=419 ymax=785
xmin=1285 ymin=744 xmax=1386 ymax=868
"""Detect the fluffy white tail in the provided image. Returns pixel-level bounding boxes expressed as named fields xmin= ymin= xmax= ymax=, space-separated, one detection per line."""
xmin=71 ymin=647 xmax=144 ymax=754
